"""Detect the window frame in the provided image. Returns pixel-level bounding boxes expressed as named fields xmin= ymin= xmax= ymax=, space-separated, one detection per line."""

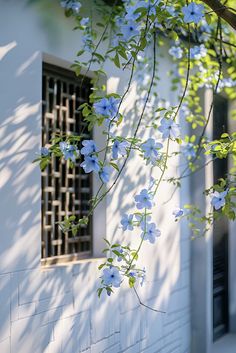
xmin=41 ymin=62 xmax=93 ymax=266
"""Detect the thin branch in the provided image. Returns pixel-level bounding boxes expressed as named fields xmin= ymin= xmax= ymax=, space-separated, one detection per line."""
xmin=172 ymin=24 xmax=191 ymax=123
xmin=133 ymin=286 xmax=166 ymax=314
xmin=93 ymin=31 xmax=158 ymax=210
xmin=164 ymin=18 xmax=224 ymax=205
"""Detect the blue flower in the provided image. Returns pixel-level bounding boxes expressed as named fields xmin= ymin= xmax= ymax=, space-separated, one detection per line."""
xmin=82 ymin=32 xmax=93 ymax=51
xmin=61 ymin=1 xmax=81 ymax=13
xmin=129 ymin=271 xmax=137 ymax=278
xmin=108 ymin=97 xmax=120 ymax=118
xmin=71 ymin=2 xmax=81 ymax=13
xmin=112 ymin=140 xmax=129 ymax=159
xmin=59 ymin=141 xmax=68 ymax=152
xmin=94 ymin=97 xmax=120 ymax=118
xmin=221 ymin=78 xmax=236 ymax=88
xmin=80 ymin=156 xmax=100 ymax=173
xmin=115 ymin=16 xmax=124 ymax=27
xmin=134 ymin=189 xmax=153 ymax=209
xmin=41 ymin=147 xmax=50 ymax=156
xmin=125 ymin=5 xmax=140 ymax=21
xmin=102 ymin=267 xmax=121 ymax=288
xmin=94 ymin=98 xmax=111 ymax=116
xmin=158 ymin=118 xmax=180 ymax=140
xmin=81 ymin=140 xmax=97 ymax=156
xmin=81 ymin=17 xmax=90 ymax=26
xmin=169 ymin=46 xmax=183 ymax=59
xmin=121 ymin=214 xmax=134 ymax=231
xmin=66 ymin=146 xmax=79 ymax=162
xmin=211 ymin=190 xmax=228 ymax=210
xmin=59 ymin=142 xmax=79 ymax=162
xmin=141 ymin=222 xmax=161 ymax=244
xmin=121 ymin=21 xmax=140 ymax=41
xmin=116 ymin=246 xmax=124 ymax=262
xmin=172 ymin=208 xmax=184 ymax=220
xmin=182 ymin=143 xmax=196 ymax=159
xmin=141 ymin=138 xmax=163 ymax=164
xmin=182 ymin=2 xmax=204 ymax=24
xmin=99 ymin=166 xmax=112 ymax=183
xmin=190 ymin=44 xmax=207 ymax=60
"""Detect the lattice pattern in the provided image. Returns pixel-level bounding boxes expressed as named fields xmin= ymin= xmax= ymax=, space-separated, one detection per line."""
xmin=41 ymin=63 xmax=92 ymax=264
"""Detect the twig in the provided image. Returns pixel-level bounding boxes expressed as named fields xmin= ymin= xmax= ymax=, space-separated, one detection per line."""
xmin=133 ymin=286 xmax=166 ymax=314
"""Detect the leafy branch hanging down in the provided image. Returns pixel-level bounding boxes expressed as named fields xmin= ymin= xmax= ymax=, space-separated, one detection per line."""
xmin=36 ymin=0 xmax=236 ymax=310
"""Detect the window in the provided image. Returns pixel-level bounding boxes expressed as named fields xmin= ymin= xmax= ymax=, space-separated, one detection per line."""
xmin=212 ymin=95 xmax=229 ymax=341
xmin=41 ymin=63 xmax=92 ymax=265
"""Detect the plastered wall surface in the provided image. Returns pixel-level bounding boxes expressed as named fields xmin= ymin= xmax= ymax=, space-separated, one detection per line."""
xmin=0 ymin=1 xmax=191 ymax=352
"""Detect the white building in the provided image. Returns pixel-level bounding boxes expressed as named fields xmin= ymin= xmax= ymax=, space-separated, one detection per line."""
xmin=0 ymin=1 xmax=235 ymax=353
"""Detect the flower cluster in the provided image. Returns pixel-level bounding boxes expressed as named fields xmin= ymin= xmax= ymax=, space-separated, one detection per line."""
xmin=59 ymin=142 xmax=79 ymax=162
xmin=98 ymin=185 xmax=163 ymax=296
xmin=53 ymin=0 xmax=235 ymax=303
xmin=41 ymin=138 xmax=113 ymax=184
xmin=80 ymin=140 xmax=111 ymax=183
xmin=80 ymin=18 xmax=93 ymax=52
xmin=190 ymin=44 xmax=207 ymax=60
xmin=169 ymin=46 xmax=183 ymax=59
xmin=61 ymin=0 xmax=81 ymax=14
xmin=98 ymin=240 xmax=146 ymax=297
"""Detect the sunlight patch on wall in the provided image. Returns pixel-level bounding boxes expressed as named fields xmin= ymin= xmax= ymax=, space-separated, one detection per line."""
xmin=0 ymin=41 xmax=17 ymax=61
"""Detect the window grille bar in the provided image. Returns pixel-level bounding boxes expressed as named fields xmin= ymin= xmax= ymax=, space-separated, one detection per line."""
xmin=41 ymin=63 xmax=92 ymax=265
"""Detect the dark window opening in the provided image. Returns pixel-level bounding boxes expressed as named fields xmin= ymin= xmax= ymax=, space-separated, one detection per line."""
xmin=213 ymin=95 xmax=229 ymax=341
xmin=41 ymin=63 xmax=92 ymax=265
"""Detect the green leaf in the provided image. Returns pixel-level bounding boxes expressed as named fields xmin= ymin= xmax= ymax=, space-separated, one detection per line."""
xmin=82 ymin=106 xmax=90 ymax=117
xmin=111 ymin=243 xmax=121 ymax=248
xmin=77 ymin=50 xmax=84 ymax=57
xmin=139 ymin=37 xmax=147 ymax=50
xmin=205 ymin=14 xmax=212 ymax=25
xmin=93 ymin=52 xmax=105 ymax=62
xmin=112 ymin=250 xmax=123 ymax=257
xmin=103 ymin=238 xmax=110 ymax=246
xmin=75 ymin=66 xmax=81 ymax=76
xmin=110 ymin=162 xmax=119 ymax=172
xmin=129 ymin=276 xmax=136 ymax=288
xmin=118 ymin=49 xmax=128 ymax=60
xmin=131 ymin=252 xmax=138 ymax=260
xmin=114 ymin=53 xmax=120 ymax=68
xmin=97 ymin=288 xmax=103 ymax=298
xmin=98 ymin=263 xmax=106 ymax=270
xmin=72 ymin=227 xmax=77 ymax=236
xmin=40 ymin=158 xmax=49 ymax=171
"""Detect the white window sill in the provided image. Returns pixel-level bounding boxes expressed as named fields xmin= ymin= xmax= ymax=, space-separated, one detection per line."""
xmin=41 ymin=256 xmax=106 ymax=269
xmin=213 ymin=334 xmax=236 ymax=353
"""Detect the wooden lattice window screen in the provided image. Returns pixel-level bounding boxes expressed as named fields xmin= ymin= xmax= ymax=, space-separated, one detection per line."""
xmin=41 ymin=63 xmax=92 ymax=265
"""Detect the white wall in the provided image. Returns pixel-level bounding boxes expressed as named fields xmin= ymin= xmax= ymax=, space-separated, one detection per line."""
xmin=0 ymin=1 xmax=191 ymax=352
